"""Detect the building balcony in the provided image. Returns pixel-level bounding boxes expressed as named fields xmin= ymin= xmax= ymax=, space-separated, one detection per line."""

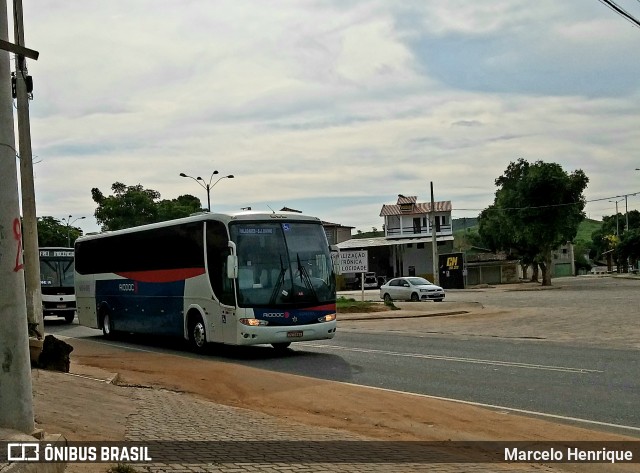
xmin=385 ymin=224 xmax=452 ymax=239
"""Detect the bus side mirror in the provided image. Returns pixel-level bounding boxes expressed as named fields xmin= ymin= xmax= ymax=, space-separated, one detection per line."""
xmin=227 ymin=254 xmax=238 ymax=279
xmin=227 ymin=241 xmax=238 ymax=279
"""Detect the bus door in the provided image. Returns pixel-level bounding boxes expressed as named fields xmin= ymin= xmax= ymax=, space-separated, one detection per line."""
xmin=206 ymin=221 xmax=236 ymax=343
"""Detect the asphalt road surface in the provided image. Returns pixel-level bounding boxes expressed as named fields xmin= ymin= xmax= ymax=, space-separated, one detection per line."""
xmin=46 ymin=275 xmax=640 ymax=437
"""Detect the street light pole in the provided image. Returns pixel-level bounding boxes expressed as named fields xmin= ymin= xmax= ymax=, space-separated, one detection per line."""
xmin=209 ymin=174 xmax=235 ymax=209
xmin=63 ymin=215 xmax=85 ymax=247
xmin=430 ymin=181 xmax=439 ymax=285
xmin=180 ymin=171 xmax=234 ymax=212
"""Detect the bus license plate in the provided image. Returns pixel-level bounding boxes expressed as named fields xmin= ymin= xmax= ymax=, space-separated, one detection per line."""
xmin=287 ymin=331 xmax=303 ymax=338
xmin=57 ymin=304 xmax=67 ymax=309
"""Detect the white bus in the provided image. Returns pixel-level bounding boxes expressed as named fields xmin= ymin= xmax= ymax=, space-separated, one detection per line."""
xmin=39 ymin=247 xmax=76 ymax=323
xmin=74 ymin=211 xmax=337 ymax=352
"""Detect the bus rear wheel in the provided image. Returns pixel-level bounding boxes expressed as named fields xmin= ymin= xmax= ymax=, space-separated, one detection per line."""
xmin=101 ymin=311 xmax=114 ymax=338
xmin=188 ymin=315 xmax=208 ymax=354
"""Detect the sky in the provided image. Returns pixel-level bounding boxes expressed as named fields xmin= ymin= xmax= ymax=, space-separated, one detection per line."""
xmin=11 ymin=0 xmax=640 ymax=235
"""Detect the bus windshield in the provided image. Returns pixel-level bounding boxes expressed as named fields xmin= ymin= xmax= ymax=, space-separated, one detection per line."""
xmin=39 ymin=250 xmax=75 ymax=288
xmin=229 ymin=221 xmax=335 ymax=308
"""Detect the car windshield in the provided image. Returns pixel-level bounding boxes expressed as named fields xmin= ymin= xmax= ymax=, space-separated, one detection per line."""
xmin=229 ymin=221 xmax=335 ymax=308
xmin=406 ymin=277 xmax=432 ymax=286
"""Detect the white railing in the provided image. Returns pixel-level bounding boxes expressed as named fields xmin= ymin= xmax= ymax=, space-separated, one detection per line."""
xmin=385 ymin=224 xmax=452 ymax=238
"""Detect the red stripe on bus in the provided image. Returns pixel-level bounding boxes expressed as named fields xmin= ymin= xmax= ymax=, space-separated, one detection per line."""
xmin=116 ymin=268 xmax=206 ymax=283
xmin=307 ymin=303 xmax=337 ymax=312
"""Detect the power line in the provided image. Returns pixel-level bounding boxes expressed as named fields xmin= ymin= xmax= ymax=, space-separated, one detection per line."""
xmin=453 ymin=191 xmax=640 ymax=213
xmin=598 ymin=0 xmax=640 ymax=27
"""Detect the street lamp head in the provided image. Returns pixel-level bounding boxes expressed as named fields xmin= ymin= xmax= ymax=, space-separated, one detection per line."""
xmin=179 ymin=173 xmax=187 ymax=177
xmin=227 ymin=174 xmax=234 ymax=179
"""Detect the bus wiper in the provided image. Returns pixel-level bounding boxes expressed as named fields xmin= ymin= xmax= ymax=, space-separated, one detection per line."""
xmin=296 ymin=253 xmax=318 ymax=300
xmin=269 ymin=256 xmax=287 ymax=304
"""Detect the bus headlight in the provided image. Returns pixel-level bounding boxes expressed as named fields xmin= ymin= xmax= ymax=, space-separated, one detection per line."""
xmin=318 ymin=313 xmax=336 ymax=323
xmin=239 ymin=318 xmax=268 ymax=326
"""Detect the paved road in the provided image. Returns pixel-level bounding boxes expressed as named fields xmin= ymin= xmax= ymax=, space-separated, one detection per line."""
xmin=297 ymin=333 xmax=640 ymax=433
xmin=46 ymin=275 xmax=640 ymax=437
xmin=341 ymin=276 xmax=640 ymax=349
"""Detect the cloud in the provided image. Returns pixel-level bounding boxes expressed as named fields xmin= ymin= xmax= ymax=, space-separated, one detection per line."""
xmin=11 ymin=0 xmax=640 ymax=235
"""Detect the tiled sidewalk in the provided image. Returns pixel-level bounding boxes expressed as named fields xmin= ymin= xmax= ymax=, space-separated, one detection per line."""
xmin=124 ymin=387 xmax=556 ymax=473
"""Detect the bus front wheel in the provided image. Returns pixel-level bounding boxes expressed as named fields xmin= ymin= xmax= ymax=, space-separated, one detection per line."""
xmin=188 ymin=315 xmax=207 ymax=354
xmin=272 ymin=342 xmax=291 ymax=352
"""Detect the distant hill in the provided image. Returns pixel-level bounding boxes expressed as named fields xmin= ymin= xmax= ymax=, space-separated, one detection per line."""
xmin=452 ymin=217 xmax=478 ymax=232
xmin=352 ymin=230 xmax=384 ymax=239
xmin=575 ymin=218 xmax=602 ymax=242
xmin=451 ymin=216 xmax=601 ymax=250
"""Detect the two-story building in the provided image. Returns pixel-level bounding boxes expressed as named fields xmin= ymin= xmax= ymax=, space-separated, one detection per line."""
xmin=336 ymin=195 xmax=454 ymax=281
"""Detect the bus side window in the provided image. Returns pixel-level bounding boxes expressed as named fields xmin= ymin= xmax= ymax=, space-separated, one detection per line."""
xmin=206 ymin=221 xmax=234 ymax=306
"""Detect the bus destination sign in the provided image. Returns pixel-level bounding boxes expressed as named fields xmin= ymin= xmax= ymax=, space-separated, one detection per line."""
xmin=39 ymin=250 xmax=74 ymax=258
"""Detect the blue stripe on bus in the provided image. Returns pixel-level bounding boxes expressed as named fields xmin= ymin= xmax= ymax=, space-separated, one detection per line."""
xmin=253 ymin=307 xmax=335 ymax=326
xmin=95 ymin=279 xmax=185 ymax=336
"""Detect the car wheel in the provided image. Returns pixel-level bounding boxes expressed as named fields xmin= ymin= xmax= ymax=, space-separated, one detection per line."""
xmin=410 ymin=292 xmax=419 ymax=302
xmin=383 ymin=293 xmax=392 ymax=303
xmin=188 ymin=315 xmax=208 ymax=354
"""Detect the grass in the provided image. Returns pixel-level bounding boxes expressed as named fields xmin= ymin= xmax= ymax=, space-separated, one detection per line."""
xmin=575 ymin=218 xmax=602 ymax=242
xmin=336 ymin=296 xmax=390 ymax=313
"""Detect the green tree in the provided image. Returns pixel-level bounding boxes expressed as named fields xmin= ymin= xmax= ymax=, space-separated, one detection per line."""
xmin=481 ymin=159 xmax=589 ymax=286
xmin=92 ymin=182 xmax=203 ymax=231
xmin=590 ymin=210 xmax=640 ymax=270
xmin=618 ymin=229 xmax=640 ymax=270
xmin=478 ymin=205 xmax=540 ymax=281
xmin=157 ymin=194 xmax=204 ymax=221
xmin=37 ymin=216 xmax=83 ymax=247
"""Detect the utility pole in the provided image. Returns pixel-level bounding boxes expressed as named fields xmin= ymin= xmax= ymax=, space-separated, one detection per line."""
xmin=14 ymin=0 xmax=43 ymax=338
xmin=0 ymin=0 xmax=35 ymax=433
xmin=609 ymin=199 xmax=622 ymax=236
xmin=430 ymin=181 xmax=439 ymax=285
xmin=624 ymin=195 xmax=629 ymax=233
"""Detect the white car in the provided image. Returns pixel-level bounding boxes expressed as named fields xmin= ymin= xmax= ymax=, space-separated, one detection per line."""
xmin=380 ymin=277 xmax=445 ymax=302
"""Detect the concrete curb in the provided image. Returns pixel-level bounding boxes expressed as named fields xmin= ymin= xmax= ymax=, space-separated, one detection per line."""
xmin=339 ymin=310 xmax=472 ymax=321
xmin=68 ymin=364 xmax=119 ymax=385
xmin=338 ymin=301 xmax=484 ymax=321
